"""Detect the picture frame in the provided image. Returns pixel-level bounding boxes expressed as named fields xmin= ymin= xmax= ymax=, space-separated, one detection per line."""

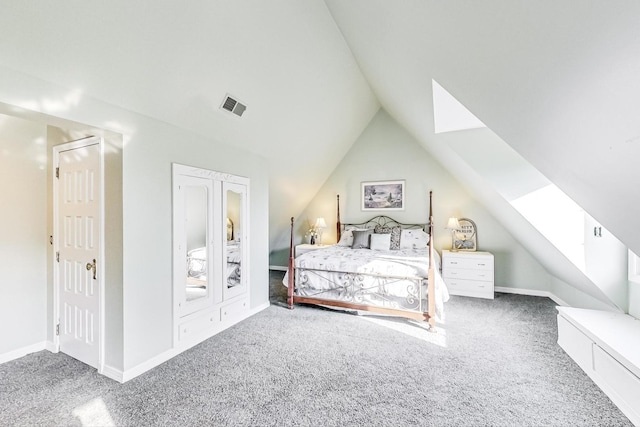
xmin=454 ymin=218 xmax=477 ymax=251
xmin=361 ymin=180 xmax=405 ymax=211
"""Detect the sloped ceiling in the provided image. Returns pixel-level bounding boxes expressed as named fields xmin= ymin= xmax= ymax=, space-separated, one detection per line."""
xmin=2 ymin=1 xmax=639 ymax=297
xmin=0 ymin=1 xmax=379 ymax=255
xmin=324 ymin=0 xmax=640 ymax=257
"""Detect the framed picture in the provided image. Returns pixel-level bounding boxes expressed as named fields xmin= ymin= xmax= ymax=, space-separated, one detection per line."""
xmin=361 ymin=180 xmax=405 ymax=211
xmin=454 ymin=218 xmax=477 ymax=251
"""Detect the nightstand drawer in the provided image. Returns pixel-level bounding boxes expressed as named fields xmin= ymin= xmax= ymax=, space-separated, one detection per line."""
xmin=441 ymin=250 xmax=495 ymax=299
xmin=446 ymin=278 xmax=494 ymax=299
xmin=443 ymin=268 xmax=493 ymax=281
xmin=442 ymin=257 xmax=492 ymax=271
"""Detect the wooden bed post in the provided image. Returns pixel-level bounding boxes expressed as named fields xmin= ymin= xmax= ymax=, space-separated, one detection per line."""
xmin=287 ymin=216 xmax=295 ymax=309
xmin=336 ymin=194 xmax=342 ymax=242
xmin=426 ymin=190 xmax=436 ymax=330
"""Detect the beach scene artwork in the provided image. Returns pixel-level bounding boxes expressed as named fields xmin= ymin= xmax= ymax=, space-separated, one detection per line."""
xmin=361 ymin=180 xmax=405 ymax=211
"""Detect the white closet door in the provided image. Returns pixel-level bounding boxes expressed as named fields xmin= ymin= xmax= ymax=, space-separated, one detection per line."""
xmin=173 ymin=174 xmax=218 ymax=317
xmin=223 ymin=181 xmax=248 ymax=301
xmin=57 ymin=142 xmax=101 ymax=368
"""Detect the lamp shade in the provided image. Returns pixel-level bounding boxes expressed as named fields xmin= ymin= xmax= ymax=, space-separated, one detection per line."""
xmin=446 ymin=217 xmax=461 ymax=230
xmin=315 ymin=217 xmax=327 ymax=229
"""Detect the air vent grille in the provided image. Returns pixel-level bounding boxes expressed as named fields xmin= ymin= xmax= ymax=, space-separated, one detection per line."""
xmin=221 ymin=95 xmax=247 ymax=117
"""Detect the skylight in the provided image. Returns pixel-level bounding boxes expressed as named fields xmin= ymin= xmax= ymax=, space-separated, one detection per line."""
xmin=437 ymin=88 xmax=628 ymax=310
xmin=511 ymin=184 xmax=586 ymax=271
xmin=432 ymin=80 xmax=486 ymax=134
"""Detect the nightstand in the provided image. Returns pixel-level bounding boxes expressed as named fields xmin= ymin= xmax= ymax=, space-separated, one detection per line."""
xmin=441 ymin=250 xmax=494 ymax=299
xmin=295 ymin=244 xmax=329 ymax=257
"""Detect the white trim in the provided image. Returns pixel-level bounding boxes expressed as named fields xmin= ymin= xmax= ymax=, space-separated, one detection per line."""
xmin=269 ymin=265 xmax=287 ymax=272
xmin=495 ymin=286 xmax=568 ymax=307
xmin=100 ymin=364 xmax=124 ymax=383
xmin=0 ymin=341 xmax=46 ymax=365
xmin=99 ymin=140 xmax=106 ymax=374
xmin=122 ymin=302 xmax=270 ymax=383
xmin=52 ymin=136 xmax=104 ymax=370
xmin=45 ymin=341 xmax=57 ymax=353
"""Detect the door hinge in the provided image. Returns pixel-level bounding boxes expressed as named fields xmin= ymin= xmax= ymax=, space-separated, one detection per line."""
xmin=56 ymin=323 xmax=60 ymax=336
xmin=56 ymin=251 xmax=60 ymax=263
xmin=55 ymin=167 xmax=59 ymax=179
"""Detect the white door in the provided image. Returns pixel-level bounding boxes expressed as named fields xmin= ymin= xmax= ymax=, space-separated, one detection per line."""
xmin=56 ymin=139 xmax=101 ymax=368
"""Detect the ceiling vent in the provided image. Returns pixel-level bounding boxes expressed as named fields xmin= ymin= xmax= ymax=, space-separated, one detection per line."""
xmin=221 ymin=94 xmax=247 ymax=117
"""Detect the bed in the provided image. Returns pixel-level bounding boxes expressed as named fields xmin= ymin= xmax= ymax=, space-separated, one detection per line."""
xmin=285 ymin=191 xmax=448 ymax=330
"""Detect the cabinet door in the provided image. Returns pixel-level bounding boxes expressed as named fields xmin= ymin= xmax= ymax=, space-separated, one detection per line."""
xmin=223 ymin=181 xmax=249 ymax=301
xmin=583 ymin=214 xmax=627 ymax=310
xmin=172 ymin=164 xmax=250 ymax=346
xmin=173 ymin=174 xmax=218 ymax=317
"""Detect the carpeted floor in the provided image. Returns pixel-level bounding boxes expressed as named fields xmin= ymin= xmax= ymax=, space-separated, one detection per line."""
xmin=0 ymin=270 xmax=633 ymax=426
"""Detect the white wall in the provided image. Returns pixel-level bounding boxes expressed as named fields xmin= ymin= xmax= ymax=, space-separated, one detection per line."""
xmin=0 ymin=66 xmax=270 ymax=373
xmin=0 ymin=114 xmax=47 ymax=356
xmin=121 ymin=116 xmax=269 ymax=370
xmin=289 ymin=110 xmax=552 ymax=292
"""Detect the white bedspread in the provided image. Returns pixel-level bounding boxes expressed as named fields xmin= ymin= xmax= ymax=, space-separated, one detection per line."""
xmin=297 ymin=246 xmax=438 ymax=277
xmin=284 ymin=245 xmax=449 ymax=320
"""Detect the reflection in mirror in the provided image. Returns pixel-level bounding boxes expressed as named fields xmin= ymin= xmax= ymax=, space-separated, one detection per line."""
xmin=185 ymin=185 xmax=208 ymax=301
xmin=226 ymin=189 xmax=242 ymax=288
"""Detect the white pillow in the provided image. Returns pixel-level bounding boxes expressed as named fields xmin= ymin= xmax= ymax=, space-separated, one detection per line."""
xmin=400 ymin=229 xmax=430 ymax=249
xmin=370 ymin=233 xmax=391 ymax=251
xmin=337 ymin=226 xmax=366 ymax=246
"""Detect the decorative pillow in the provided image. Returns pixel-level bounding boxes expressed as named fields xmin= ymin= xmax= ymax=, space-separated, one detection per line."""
xmin=351 ymin=229 xmax=373 ymax=249
xmin=374 ymin=225 xmax=401 ymax=250
xmin=370 ymin=233 xmax=391 ymax=251
xmin=399 ymin=229 xmax=430 ymax=249
xmin=337 ymin=226 xmax=366 ymax=246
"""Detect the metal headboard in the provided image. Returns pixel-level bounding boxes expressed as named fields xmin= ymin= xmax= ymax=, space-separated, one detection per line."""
xmin=342 ymin=215 xmax=428 ymax=232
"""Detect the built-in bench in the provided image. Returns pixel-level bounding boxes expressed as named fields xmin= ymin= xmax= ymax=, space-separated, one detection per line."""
xmin=557 ymin=306 xmax=640 ymax=426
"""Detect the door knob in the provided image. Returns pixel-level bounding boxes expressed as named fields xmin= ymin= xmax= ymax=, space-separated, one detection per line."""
xmin=86 ymin=259 xmax=97 ymax=280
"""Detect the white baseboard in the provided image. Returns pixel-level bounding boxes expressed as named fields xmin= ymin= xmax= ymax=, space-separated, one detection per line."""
xmin=269 ymin=265 xmax=287 ymax=272
xmin=0 ymin=341 xmax=47 ymax=365
xmin=120 ymin=301 xmax=271 ymax=383
xmin=495 ymin=286 xmax=568 ymax=307
xmin=45 ymin=340 xmax=57 ymax=353
xmin=100 ymin=364 xmax=124 ymax=383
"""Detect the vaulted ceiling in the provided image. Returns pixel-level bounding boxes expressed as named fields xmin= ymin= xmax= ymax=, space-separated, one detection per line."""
xmin=2 ymin=2 xmax=640 ymax=299
xmin=324 ymin=0 xmax=640 ymax=258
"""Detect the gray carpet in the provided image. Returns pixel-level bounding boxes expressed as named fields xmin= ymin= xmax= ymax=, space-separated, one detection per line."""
xmin=0 ymin=271 xmax=632 ymax=426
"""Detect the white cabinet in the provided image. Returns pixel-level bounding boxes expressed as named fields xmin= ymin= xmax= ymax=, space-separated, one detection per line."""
xmin=441 ymin=250 xmax=494 ymax=299
xmin=172 ymin=164 xmax=250 ymax=348
xmin=557 ymin=307 xmax=640 ymax=425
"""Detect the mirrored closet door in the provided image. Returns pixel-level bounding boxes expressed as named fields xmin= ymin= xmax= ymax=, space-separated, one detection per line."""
xmin=172 ymin=174 xmax=219 ymax=317
xmin=172 ymin=164 xmax=250 ymax=345
xmin=223 ymin=181 xmax=248 ymax=300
